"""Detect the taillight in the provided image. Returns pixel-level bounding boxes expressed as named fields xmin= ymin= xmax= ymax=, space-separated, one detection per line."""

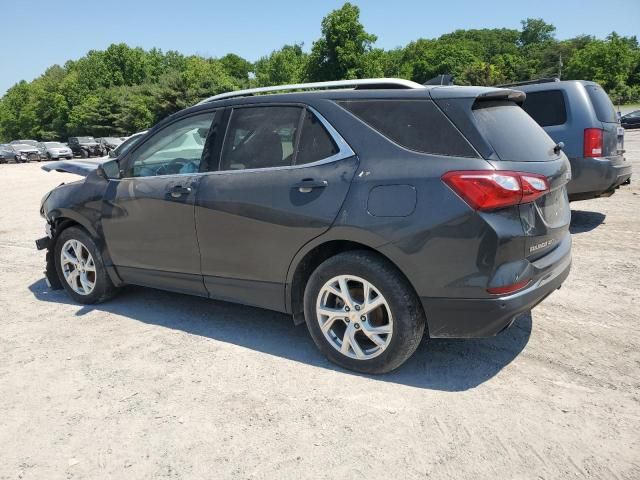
xmin=487 ymin=279 xmax=530 ymax=295
xmin=584 ymin=128 xmax=603 ymax=157
xmin=442 ymin=171 xmax=550 ymax=211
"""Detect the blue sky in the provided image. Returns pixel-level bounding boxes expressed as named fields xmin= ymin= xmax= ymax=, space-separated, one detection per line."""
xmin=1 ymin=0 xmax=638 ymax=95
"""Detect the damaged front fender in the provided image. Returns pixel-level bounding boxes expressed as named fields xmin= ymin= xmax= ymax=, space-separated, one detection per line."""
xmin=41 ymin=158 xmax=107 ymax=177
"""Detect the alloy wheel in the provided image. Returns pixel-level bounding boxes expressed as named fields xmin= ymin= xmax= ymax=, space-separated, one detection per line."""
xmin=60 ymin=239 xmax=96 ymax=295
xmin=316 ymin=275 xmax=393 ymax=360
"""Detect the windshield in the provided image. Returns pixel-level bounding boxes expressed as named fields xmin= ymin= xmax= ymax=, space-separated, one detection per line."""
xmin=77 ymin=137 xmax=95 ymax=143
xmin=102 ymin=137 xmax=122 ymax=144
xmin=12 ymin=144 xmax=36 ymax=150
xmin=45 ymin=142 xmax=65 ymax=148
xmin=110 ymin=133 xmax=145 ymax=157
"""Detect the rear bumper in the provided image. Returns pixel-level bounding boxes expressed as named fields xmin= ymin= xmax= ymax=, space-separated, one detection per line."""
xmin=422 ymin=235 xmax=571 ymax=338
xmin=567 ymin=155 xmax=632 ymax=201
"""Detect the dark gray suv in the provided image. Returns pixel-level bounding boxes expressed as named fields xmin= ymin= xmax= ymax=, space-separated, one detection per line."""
xmin=513 ymin=79 xmax=632 ymax=201
xmin=37 ymin=79 xmax=572 ymax=373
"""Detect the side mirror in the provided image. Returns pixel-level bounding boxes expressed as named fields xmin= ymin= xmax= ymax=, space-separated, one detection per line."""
xmin=97 ymin=159 xmax=121 ymax=179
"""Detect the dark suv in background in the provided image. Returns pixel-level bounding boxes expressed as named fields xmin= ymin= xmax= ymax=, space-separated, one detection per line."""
xmin=510 ymin=79 xmax=632 ymax=201
xmin=38 ymin=79 xmax=572 ymax=373
xmin=68 ymin=136 xmax=103 ymax=158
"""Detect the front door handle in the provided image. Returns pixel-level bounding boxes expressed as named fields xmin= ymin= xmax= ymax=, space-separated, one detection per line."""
xmin=169 ymin=185 xmax=192 ymax=198
xmin=292 ymin=179 xmax=328 ymax=193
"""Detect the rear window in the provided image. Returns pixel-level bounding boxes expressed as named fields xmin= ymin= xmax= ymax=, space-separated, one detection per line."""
xmin=473 ymin=101 xmax=558 ymax=162
xmin=521 ymin=90 xmax=567 ymax=127
xmin=585 ymin=85 xmax=617 ymax=123
xmin=338 ymin=99 xmax=477 ymax=157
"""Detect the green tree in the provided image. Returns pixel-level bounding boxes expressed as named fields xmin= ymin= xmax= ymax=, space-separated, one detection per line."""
xmin=519 ymin=18 xmax=556 ymax=47
xmin=220 ymin=53 xmax=253 ymax=83
xmin=306 ymin=2 xmax=377 ymax=81
xmin=254 ymin=44 xmax=308 ymax=86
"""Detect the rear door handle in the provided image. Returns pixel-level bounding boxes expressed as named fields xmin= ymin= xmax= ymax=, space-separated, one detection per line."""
xmin=169 ymin=185 xmax=192 ymax=198
xmin=292 ymin=179 xmax=328 ymax=193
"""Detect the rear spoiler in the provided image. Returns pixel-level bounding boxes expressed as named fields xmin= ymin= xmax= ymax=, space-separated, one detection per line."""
xmin=474 ymin=89 xmax=526 ymax=105
xmin=427 ymin=86 xmax=526 ymax=105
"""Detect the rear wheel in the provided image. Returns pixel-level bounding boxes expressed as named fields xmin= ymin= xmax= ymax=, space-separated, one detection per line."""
xmin=54 ymin=227 xmax=118 ymax=304
xmin=80 ymin=149 xmax=88 ymax=158
xmin=304 ymin=250 xmax=425 ymax=374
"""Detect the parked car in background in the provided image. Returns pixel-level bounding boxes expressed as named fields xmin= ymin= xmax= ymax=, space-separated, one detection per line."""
xmin=0 ymin=144 xmax=20 ymax=163
xmin=10 ymin=143 xmax=41 ymax=162
xmin=508 ymin=79 xmax=632 ymax=201
xmin=68 ymin=136 xmax=102 ymax=158
xmin=96 ymin=137 xmax=124 ymax=155
xmin=10 ymin=139 xmax=39 ymax=148
xmin=107 ymin=130 xmax=147 ymax=158
xmin=38 ymin=79 xmax=572 ymax=373
xmin=38 ymin=141 xmax=73 ymax=160
xmin=621 ymin=110 xmax=640 ymax=129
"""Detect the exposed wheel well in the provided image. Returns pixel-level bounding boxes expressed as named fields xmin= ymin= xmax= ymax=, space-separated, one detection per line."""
xmin=53 ymin=218 xmax=84 ymax=239
xmin=289 ymin=240 xmax=422 ymax=325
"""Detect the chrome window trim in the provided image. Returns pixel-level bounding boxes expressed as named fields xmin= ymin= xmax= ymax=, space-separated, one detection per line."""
xmin=116 ymin=105 xmax=355 ymax=181
xmin=205 ymin=105 xmax=355 ymax=176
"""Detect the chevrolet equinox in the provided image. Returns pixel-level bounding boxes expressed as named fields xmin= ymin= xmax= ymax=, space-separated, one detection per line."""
xmin=38 ymin=78 xmax=572 ymax=373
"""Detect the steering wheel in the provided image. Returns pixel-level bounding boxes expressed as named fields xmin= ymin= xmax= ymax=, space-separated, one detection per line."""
xmin=155 ymin=158 xmax=189 ymax=176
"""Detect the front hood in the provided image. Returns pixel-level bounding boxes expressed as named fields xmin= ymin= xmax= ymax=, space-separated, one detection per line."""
xmin=42 ymin=158 xmax=107 ymax=177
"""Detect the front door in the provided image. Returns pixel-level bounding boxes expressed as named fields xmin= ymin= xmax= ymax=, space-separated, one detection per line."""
xmin=195 ymin=105 xmax=358 ymax=310
xmin=101 ymin=111 xmax=217 ymax=295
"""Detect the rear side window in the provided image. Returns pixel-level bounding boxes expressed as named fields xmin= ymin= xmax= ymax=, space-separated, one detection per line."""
xmin=585 ymin=84 xmax=617 ymax=123
xmin=296 ymin=110 xmax=338 ymax=164
xmin=473 ymin=101 xmax=558 ymax=162
xmin=221 ymin=106 xmax=302 ymax=170
xmin=521 ymin=90 xmax=567 ymax=126
xmin=338 ymin=99 xmax=477 ymax=157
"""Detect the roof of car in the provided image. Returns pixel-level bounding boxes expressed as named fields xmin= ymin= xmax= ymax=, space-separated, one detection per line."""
xmin=183 ymin=84 xmax=524 ymax=115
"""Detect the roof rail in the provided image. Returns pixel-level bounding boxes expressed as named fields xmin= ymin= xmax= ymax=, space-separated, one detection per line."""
xmin=496 ymin=77 xmax=560 ymax=88
xmin=195 ymin=78 xmax=426 ymax=105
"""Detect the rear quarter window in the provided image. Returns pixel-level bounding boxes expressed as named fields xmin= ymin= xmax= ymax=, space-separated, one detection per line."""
xmin=585 ymin=84 xmax=617 ymax=123
xmin=473 ymin=101 xmax=559 ymax=162
xmin=521 ymin=90 xmax=567 ymax=127
xmin=337 ymin=99 xmax=478 ymax=157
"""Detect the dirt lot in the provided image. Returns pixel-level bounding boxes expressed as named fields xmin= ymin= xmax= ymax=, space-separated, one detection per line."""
xmin=1 ymin=133 xmax=639 ymax=480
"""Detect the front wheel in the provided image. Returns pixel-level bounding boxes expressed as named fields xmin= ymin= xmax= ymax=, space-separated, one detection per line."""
xmin=304 ymin=250 xmax=425 ymax=374
xmin=54 ymin=226 xmax=118 ymax=304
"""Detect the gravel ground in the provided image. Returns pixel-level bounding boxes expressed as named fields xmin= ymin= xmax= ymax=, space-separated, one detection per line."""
xmin=1 ymin=132 xmax=639 ymax=479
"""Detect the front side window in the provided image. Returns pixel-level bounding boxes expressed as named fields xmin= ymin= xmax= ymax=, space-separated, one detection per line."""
xmin=127 ymin=112 xmax=215 ymax=177
xmin=521 ymin=90 xmax=567 ymax=127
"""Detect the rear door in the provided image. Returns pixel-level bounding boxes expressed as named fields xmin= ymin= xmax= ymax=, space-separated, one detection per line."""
xmin=195 ymin=104 xmax=358 ymax=311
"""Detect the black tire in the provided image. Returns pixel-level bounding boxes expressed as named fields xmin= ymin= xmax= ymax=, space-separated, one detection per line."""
xmin=303 ymin=250 xmax=426 ymax=374
xmin=80 ymin=149 xmax=89 ymax=159
xmin=47 ymin=153 xmax=52 ymax=161
xmin=54 ymin=226 xmax=118 ymax=304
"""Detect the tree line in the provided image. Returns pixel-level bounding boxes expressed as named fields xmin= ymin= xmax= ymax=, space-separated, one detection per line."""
xmin=1 ymin=2 xmax=638 ymax=142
